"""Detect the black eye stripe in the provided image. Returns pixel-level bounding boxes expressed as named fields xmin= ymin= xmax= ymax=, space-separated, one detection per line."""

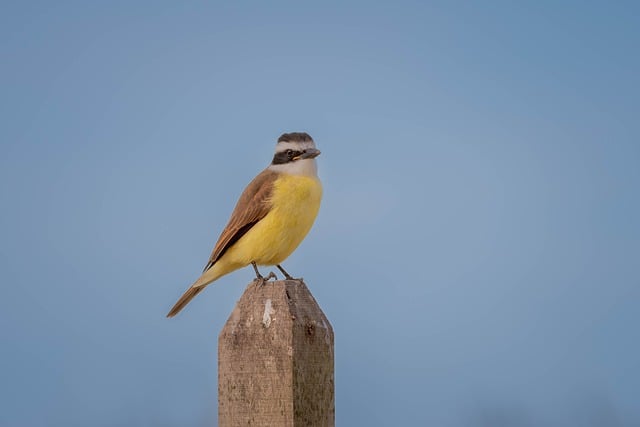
xmin=271 ymin=150 xmax=303 ymax=165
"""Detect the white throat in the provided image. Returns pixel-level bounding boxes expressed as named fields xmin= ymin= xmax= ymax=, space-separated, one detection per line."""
xmin=268 ymin=158 xmax=318 ymax=177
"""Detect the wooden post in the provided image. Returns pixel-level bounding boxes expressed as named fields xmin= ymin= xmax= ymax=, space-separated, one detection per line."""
xmin=218 ymin=280 xmax=334 ymax=426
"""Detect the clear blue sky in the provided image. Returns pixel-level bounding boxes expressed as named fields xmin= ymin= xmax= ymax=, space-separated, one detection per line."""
xmin=1 ymin=1 xmax=639 ymax=426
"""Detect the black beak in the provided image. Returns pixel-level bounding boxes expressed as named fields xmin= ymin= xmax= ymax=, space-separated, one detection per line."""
xmin=298 ymin=148 xmax=321 ymax=159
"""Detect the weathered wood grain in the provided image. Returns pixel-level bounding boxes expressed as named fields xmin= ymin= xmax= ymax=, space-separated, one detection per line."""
xmin=218 ymin=279 xmax=334 ymax=426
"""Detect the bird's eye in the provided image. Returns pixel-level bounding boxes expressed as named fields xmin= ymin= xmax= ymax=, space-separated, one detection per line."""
xmin=286 ymin=149 xmax=294 ymax=158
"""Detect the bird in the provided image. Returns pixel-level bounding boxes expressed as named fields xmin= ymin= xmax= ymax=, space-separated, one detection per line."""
xmin=166 ymin=132 xmax=322 ymax=317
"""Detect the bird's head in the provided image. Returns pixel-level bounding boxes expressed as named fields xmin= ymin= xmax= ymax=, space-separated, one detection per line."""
xmin=269 ymin=132 xmax=321 ymax=176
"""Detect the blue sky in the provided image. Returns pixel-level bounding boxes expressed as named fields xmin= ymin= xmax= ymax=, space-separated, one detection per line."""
xmin=1 ymin=1 xmax=639 ymax=426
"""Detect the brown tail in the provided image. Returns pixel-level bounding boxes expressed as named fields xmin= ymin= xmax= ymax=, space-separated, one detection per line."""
xmin=166 ymin=285 xmax=206 ymax=318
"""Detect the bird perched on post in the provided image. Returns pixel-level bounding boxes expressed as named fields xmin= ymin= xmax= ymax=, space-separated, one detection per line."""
xmin=167 ymin=132 xmax=322 ymax=317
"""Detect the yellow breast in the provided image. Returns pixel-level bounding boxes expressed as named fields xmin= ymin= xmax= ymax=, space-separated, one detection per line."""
xmin=227 ymin=173 xmax=322 ymax=266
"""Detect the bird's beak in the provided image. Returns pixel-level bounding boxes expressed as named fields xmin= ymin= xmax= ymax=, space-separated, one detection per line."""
xmin=297 ymin=148 xmax=321 ymax=160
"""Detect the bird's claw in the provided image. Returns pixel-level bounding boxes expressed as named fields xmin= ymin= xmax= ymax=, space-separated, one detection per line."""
xmin=276 ymin=265 xmax=303 ymax=283
xmin=285 ymin=275 xmax=304 ymax=283
xmin=253 ymin=271 xmax=277 ymax=287
xmin=293 ymin=277 xmax=304 ymax=283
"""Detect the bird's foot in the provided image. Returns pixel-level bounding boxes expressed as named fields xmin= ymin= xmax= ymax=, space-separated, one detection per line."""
xmin=253 ymin=271 xmax=277 ymax=287
xmin=251 ymin=261 xmax=277 ymax=286
xmin=276 ymin=264 xmax=303 ymax=283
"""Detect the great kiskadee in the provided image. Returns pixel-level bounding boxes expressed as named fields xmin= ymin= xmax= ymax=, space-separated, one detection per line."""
xmin=166 ymin=132 xmax=322 ymax=317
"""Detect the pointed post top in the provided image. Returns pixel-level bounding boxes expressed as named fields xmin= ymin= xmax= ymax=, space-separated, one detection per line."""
xmin=218 ymin=280 xmax=334 ymax=426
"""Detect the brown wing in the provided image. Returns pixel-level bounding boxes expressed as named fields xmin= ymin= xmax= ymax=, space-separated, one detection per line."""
xmin=201 ymin=169 xmax=276 ymax=272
